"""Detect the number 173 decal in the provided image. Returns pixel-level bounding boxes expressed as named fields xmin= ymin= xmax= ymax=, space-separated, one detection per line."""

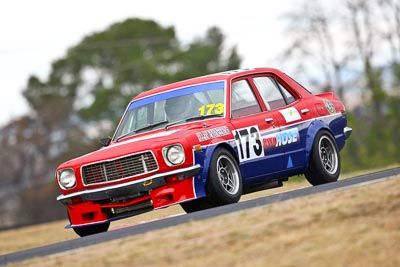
xmin=198 ymin=103 xmax=224 ymax=116
xmin=233 ymin=125 xmax=264 ymax=162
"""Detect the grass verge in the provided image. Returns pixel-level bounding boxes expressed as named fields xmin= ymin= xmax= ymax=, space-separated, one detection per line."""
xmin=6 ymin=174 xmax=400 ymax=267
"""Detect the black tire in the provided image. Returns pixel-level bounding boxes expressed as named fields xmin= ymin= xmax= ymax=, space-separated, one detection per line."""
xmin=72 ymin=222 xmax=110 ymax=237
xmin=207 ymin=148 xmax=242 ymax=205
xmin=305 ymin=130 xmax=340 ymax=185
xmin=180 ymin=198 xmax=213 ymax=213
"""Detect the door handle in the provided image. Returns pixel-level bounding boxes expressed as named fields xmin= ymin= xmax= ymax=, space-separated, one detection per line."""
xmin=301 ymin=108 xmax=310 ymax=114
xmin=265 ymin=118 xmax=274 ymax=123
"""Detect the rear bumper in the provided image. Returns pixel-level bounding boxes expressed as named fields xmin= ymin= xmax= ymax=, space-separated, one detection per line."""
xmin=344 ymin=127 xmax=352 ymax=140
xmin=59 ymin=164 xmax=200 ymax=227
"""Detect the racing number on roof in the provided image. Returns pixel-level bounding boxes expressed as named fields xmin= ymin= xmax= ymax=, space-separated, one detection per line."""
xmin=233 ymin=126 xmax=264 ymax=162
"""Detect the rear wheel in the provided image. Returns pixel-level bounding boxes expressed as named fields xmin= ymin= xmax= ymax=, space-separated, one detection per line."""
xmin=305 ymin=130 xmax=340 ymax=185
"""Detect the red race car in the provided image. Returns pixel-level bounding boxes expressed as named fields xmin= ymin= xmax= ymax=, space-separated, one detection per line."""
xmin=56 ymin=68 xmax=352 ymax=236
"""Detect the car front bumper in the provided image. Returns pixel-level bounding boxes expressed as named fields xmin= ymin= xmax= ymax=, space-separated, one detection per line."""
xmin=58 ymin=164 xmax=201 ymax=227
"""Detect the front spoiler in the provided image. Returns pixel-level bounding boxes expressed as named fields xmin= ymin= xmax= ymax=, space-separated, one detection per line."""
xmin=57 ymin=164 xmax=201 ymax=205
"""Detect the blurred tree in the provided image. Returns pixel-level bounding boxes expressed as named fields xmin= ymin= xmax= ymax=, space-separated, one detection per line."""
xmin=72 ymin=19 xmax=180 ymax=122
xmin=279 ymin=0 xmax=350 ymax=100
xmin=377 ymin=0 xmax=400 ymax=63
xmin=173 ymin=26 xmax=240 ymax=80
xmin=345 ymin=0 xmax=387 ymax=116
xmin=1 ymin=18 xmax=241 ymax=228
xmin=281 ymin=0 xmax=400 ymax=171
xmin=388 ymin=63 xmax=400 ymax=160
xmin=23 ymin=19 xmax=241 ymax=134
xmin=22 ymin=18 xmax=241 ymax=141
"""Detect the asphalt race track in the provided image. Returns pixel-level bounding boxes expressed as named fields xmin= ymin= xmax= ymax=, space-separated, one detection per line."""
xmin=1 ymin=167 xmax=399 ymax=266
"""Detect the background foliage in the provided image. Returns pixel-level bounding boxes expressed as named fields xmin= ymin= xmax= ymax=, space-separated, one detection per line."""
xmin=0 ymin=18 xmax=240 ymax=228
xmin=0 ymin=0 xmax=399 ymax=228
xmin=279 ymin=0 xmax=400 ymax=171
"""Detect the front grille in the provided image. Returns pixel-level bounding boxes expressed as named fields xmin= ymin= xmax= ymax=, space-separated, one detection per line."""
xmin=82 ymin=151 xmax=158 ymax=185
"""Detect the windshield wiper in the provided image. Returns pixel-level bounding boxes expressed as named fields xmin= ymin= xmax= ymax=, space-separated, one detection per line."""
xmin=165 ymin=114 xmax=224 ymax=130
xmin=115 ymin=130 xmax=136 ymax=142
xmin=186 ymin=113 xmax=224 ymax=122
xmin=116 ymin=120 xmax=169 ymax=142
xmin=134 ymin=120 xmax=169 ymax=133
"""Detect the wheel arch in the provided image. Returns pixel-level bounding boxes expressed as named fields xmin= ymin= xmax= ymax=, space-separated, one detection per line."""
xmin=304 ymin=120 xmax=335 ymax=170
xmin=189 ymin=140 xmax=240 ymax=207
xmin=199 ymin=141 xmax=239 ymax=189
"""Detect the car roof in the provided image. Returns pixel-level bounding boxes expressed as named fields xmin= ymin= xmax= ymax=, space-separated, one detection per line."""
xmin=132 ymin=67 xmax=282 ymax=101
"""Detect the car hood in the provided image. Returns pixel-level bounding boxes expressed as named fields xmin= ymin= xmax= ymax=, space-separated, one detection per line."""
xmin=58 ymin=122 xmax=227 ymax=168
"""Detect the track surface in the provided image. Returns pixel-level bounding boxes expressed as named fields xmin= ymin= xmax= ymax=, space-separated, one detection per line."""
xmin=1 ymin=167 xmax=399 ymax=266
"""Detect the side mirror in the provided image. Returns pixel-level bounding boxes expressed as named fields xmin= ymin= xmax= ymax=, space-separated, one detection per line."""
xmin=99 ymin=137 xmax=111 ymax=147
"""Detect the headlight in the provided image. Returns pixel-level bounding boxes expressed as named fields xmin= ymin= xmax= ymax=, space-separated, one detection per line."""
xmin=163 ymin=144 xmax=185 ymax=166
xmin=57 ymin=169 xmax=76 ymax=189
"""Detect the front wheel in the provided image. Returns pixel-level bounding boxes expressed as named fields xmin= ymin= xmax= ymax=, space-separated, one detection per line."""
xmin=207 ymin=148 xmax=243 ymax=205
xmin=180 ymin=198 xmax=213 ymax=213
xmin=72 ymin=222 xmax=110 ymax=237
xmin=305 ymin=130 xmax=340 ymax=186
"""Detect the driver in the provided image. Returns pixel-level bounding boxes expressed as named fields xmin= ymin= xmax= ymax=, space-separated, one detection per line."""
xmin=164 ymin=94 xmax=198 ymax=121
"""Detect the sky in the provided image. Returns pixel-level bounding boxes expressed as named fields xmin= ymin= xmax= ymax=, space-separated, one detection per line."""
xmin=0 ymin=0 xmax=293 ymax=126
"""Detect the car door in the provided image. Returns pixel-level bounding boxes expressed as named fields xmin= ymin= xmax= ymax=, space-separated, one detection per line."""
xmin=229 ymin=77 xmax=285 ymax=182
xmin=250 ymin=74 xmax=308 ymax=174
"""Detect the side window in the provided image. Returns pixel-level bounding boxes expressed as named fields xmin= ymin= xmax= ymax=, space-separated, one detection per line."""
xmin=278 ymin=85 xmax=296 ymax=105
xmin=231 ymin=79 xmax=261 ymax=118
xmin=277 ymin=81 xmax=296 ymax=104
xmin=253 ymin=76 xmax=296 ymax=110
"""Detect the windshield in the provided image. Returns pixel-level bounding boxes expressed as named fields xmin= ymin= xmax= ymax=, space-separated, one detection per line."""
xmin=113 ymin=81 xmax=226 ymax=141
